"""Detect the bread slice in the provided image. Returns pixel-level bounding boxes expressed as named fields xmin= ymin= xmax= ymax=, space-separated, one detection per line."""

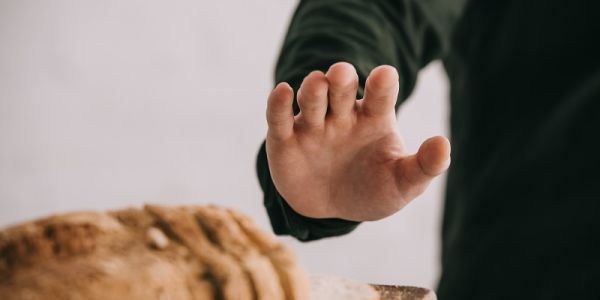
xmin=310 ymin=274 xmax=380 ymax=300
xmin=227 ymin=208 xmax=310 ymax=300
xmin=145 ymin=204 xmax=254 ymax=300
xmin=193 ymin=206 xmax=285 ymax=300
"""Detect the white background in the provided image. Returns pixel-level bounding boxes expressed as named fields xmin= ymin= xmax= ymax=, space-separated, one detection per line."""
xmin=0 ymin=0 xmax=449 ymax=289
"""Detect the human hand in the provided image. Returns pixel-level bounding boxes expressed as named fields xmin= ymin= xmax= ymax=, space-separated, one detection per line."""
xmin=265 ymin=62 xmax=450 ymax=221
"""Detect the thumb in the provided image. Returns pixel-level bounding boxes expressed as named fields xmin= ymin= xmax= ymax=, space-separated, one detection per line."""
xmin=395 ymin=136 xmax=451 ymax=196
xmin=416 ymin=136 xmax=451 ymax=177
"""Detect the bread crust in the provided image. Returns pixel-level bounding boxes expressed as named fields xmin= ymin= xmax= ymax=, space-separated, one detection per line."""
xmin=0 ymin=205 xmax=309 ymax=300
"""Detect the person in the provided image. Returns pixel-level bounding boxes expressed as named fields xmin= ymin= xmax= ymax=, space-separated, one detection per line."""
xmin=256 ymin=1 xmax=600 ymax=299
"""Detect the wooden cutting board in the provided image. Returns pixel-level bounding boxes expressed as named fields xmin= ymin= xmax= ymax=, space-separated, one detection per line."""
xmin=370 ymin=284 xmax=437 ymax=300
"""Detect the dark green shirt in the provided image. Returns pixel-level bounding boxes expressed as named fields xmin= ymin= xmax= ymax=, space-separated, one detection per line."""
xmin=256 ymin=1 xmax=600 ymax=299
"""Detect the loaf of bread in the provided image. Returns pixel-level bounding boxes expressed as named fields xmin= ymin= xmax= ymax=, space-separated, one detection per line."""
xmin=0 ymin=205 xmax=310 ymax=300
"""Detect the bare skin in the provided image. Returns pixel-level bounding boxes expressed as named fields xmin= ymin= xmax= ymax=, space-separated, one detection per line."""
xmin=266 ymin=62 xmax=451 ymax=222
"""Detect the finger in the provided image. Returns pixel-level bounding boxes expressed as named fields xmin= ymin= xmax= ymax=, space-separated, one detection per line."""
xmin=395 ymin=136 xmax=451 ymax=196
xmin=266 ymin=82 xmax=294 ymax=140
xmin=362 ymin=65 xmax=399 ymax=117
xmin=326 ymin=62 xmax=358 ymax=117
xmin=297 ymin=71 xmax=329 ymax=127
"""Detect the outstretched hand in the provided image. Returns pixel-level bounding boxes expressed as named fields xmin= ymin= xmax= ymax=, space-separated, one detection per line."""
xmin=265 ymin=62 xmax=450 ymax=222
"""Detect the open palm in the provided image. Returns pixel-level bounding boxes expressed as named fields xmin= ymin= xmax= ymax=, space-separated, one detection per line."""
xmin=266 ymin=62 xmax=450 ymax=222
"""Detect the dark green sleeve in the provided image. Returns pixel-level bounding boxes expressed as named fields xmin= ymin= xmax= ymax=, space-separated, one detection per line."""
xmin=257 ymin=0 xmax=465 ymax=242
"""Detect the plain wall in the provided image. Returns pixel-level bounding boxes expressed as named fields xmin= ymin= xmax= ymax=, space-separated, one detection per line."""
xmin=0 ymin=0 xmax=449 ymax=288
